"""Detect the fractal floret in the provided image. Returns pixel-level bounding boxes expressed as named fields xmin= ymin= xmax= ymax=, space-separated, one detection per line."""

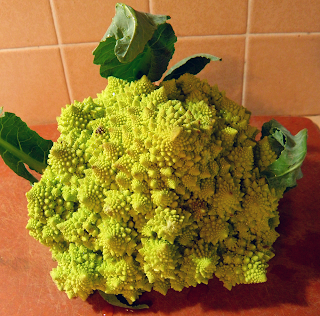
xmin=26 ymin=74 xmax=285 ymax=304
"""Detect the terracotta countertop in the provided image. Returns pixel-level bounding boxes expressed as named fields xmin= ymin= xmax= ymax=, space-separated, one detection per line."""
xmin=1 ymin=116 xmax=320 ymax=316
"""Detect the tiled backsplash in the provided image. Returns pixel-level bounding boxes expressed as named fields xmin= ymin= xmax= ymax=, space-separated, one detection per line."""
xmin=1 ymin=0 xmax=319 ymax=126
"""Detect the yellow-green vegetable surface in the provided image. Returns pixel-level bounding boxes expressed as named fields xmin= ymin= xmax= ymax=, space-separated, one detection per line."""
xmin=26 ymin=73 xmax=283 ymax=304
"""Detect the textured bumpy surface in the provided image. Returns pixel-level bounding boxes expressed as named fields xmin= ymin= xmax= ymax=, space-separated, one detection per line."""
xmin=26 ymin=74 xmax=284 ymax=304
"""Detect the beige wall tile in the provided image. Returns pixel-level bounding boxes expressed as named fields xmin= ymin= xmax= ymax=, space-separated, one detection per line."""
xmin=0 ymin=47 xmax=70 ymax=126
xmin=244 ymin=34 xmax=320 ymax=116
xmin=61 ymin=43 xmax=108 ymax=103
xmin=0 ymin=0 xmax=57 ymax=49
xmin=150 ymin=0 xmax=248 ymax=36
xmin=305 ymin=115 xmax=320 ymax=128
xmin=51 ymin=0 xmax=150 ymax=44
xmin=250 ymin=0 xmax=320 ymax=33
xmin=168 ymin=36 xmax=246 ymax=104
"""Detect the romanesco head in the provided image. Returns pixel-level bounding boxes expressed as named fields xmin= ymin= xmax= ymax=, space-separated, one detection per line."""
xmin=26 ymin=74 xmax=283 ymax=303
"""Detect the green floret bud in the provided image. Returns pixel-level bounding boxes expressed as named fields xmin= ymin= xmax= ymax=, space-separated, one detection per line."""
xmin=50 ymin=243 xmax=104 ymax=300
xmin=160 ymin=79 xmax=182 ymax=100
xmin=143 ymin=206 xmax=192 ymax=244
xmin=255 ymin=136 xmax=278 ymax=171
xmin=137 ymin=237 xmax=182 ymax=284
xmin=98 ymin=215 xmax=138 ymax=258
xmin=98 ymin=255 xmax=151 ymax=304
xmin=179 ymin=240 xmax=219 ymax=287
xmin=200 ymin=216 xmax=229 ymax=244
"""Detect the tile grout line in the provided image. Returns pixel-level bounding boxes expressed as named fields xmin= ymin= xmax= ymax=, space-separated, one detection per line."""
xmin=48 ymin=0 xmax=72 ymax=104
xmin=176 ymin=31 xmax=320 ymax=37
xmin=0 ymin=42 xmax=100 ymax=52
xmin=2 ymin=31 xmax=320 ymax=52
xmin=241 ymin=0 xmax=253 ymax=107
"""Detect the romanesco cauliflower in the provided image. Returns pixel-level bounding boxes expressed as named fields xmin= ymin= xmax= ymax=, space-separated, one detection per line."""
xmin=26 ymin=73 xmax=285 ymax=303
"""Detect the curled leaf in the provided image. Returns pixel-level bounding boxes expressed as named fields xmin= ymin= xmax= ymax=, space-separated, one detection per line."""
xmin=0 ymin=109 xmax=52 ymax=183
xmin=163 ymin=53 xmax=222 ymax=81
xmin=261 ymin=119 xmax=308 ymax=191
xmin=93 ymin=3 xmax=176 ymax=82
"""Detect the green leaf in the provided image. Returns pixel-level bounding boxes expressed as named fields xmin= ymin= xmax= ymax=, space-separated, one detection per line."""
xmin=98 ymin=291 xmax=149 ymax=310
xmin=163 ymin=53 xmax=222 ymax=81
xmin=0 ymin=108 xmax=53 ymax=184
xmin=93 ymin=3 xmax=177 ymax=82
xmin=143 ymin=23 xmax=177 ymax=82
xmin=101 ymin=3 xmax=169 ymax=64
xmin=260 ymin=119 xmax=308 ymax=191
